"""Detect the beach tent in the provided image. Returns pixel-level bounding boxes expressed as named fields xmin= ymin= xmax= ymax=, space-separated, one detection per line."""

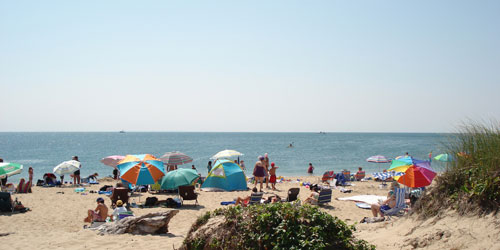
xmin=201 ymin=159 xmax=247 ymax=191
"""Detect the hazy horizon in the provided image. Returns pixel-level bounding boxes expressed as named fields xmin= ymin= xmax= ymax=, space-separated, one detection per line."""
xmin=2 ymin=1 xmax=499 ymax=133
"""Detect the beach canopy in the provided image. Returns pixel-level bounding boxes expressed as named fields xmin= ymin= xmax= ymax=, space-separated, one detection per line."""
xmin=160 ymin=168 xmax=199 ymax=190
xmin=201 ymin=159 xmax=247 ymax=191
xmin=117 ymin=154 xmax=165 ymax=185
xmin=366 ymin=155 xmax=390 ymax=163
xmin=53 ymin=160 xmax=81 ymax=175
xmin=100 ymin=155 xmax=125 ymax=169
xmin=211 ymin=149 xmax=243 ymax=160
xmin=160 ymin=151 xmax=193 ymax=166
xmin=0 ymin=162 xmax=23 ymax=179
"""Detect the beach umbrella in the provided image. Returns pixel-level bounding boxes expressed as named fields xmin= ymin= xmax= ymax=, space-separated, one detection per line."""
xmin=160 ymin=168 xmax=199 ymax=190
xmin=160 ymin=151 xmax=193 ymax=165
xmin=434 ymin=153 xmax=451 ymax=162
xmin=117 ymin=154 xmax=165 ymax=185
xmin=389 ymin=157 xmax=436 ymax=187
xmin=0 ymin=162 xmax=23 ymax=179
xmin=53 ymin=160 xmax=81 ymax=175
xmin=211 ymin=149 xmax=243 ymax=159
xmin=100 ymin=155 xmax=125 ymax=169
xmin=366 ymin=155 xmax=391 ymax=163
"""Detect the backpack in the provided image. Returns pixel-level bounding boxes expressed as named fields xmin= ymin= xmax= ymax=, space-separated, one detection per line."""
xmin=166 ymin=198 xmax=181 ymax=208
xmin=145 ymin=197 xmax=158 ymax=207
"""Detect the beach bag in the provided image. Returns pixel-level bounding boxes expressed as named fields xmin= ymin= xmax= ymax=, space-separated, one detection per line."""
xmin=166 ymin=198 xmax=181 ymax=208
xmin=99 ymin=185 xmax=113 ymax=192
xmin=36 ymin=179 xmax=44 ymax=186
xmin=145 ymin=197 xmax=158 ymax=207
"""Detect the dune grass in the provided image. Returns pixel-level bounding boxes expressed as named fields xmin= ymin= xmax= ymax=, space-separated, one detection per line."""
xmin=413 ymin=121 xmax=500 ymax=218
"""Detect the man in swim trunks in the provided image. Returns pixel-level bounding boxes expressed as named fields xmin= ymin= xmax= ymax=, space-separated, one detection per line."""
xmin=269 ymin=162 xmax=279 ymax=190
xmin=84 ymin=197 xmax=109 ymax=223
xmin=73 ymin=156 xmax=81 ymax=186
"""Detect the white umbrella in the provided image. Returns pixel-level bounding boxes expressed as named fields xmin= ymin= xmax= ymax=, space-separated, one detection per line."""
xmin=53 ymin=160 xmax=81 ymax=175
xmin=211 ymin=149 xmax=244 ymax=159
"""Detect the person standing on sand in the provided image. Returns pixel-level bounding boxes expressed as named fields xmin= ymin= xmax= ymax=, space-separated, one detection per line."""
xmin=253 ymin=156 xmax=266 ymax=192
xmin=28 ymin=167 xmax=34 ymax=185
xmin=263 ymin=153 xmax=270 ymax=189
xmin=73 ymin=156 xmax=81 ymax=186
xmin=207 ymin=161 xmax=212 ymax=174
xmin=269 ymin=162 xmax=279 ymax=190
xmin=240 ymin=160 xmax=246 ymax=171
xmin=308 ymin=163 xmax=314 ymax=174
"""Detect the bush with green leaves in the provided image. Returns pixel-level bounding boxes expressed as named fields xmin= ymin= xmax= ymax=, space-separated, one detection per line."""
xmin=182 ymin=202 xmax=375 ymax=250
xmin=413 ymin=121 xmax=500 ymax=218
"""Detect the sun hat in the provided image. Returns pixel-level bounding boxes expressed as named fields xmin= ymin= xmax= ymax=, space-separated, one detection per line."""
xmin=116 ymin=200 xmax=123 ymax=206
xmin=258 ymin=155 xmax=264 ymax=160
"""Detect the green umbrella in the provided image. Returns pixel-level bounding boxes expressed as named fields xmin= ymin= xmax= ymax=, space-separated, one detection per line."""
xmin=434 ymin=153 xmax=451 ymax=162
xmin=0 ymin=162 xmax=23 ymax=179
xmin=160 ymin=168 xmax=199 ymax=190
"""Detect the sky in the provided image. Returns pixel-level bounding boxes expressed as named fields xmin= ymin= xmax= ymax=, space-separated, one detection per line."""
xmin=1 ymin=1 xmax=499 ymax=133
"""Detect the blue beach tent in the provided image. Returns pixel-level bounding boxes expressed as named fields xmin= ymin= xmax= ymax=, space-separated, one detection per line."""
xmin=201 ymin=159 xmax=247 ymax=191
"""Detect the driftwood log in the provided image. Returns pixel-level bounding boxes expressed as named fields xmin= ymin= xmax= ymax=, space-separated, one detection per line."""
xmin=96 ymin=210 xmax=179 ymax=235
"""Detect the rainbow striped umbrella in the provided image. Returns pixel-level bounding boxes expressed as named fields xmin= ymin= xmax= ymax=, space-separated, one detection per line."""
xmin=117 ymin=154 xmax=165 ymax=185
xmin=389 ymin=157 xmax=436 ymax=187
xmin=160 ymin=151 xmax=193 ymax=166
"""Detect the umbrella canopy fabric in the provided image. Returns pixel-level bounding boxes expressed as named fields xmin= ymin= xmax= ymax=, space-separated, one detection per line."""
xmin=160 ymin=151 xmax=193 ymax=165
xmin=100 ymin=155 xmax=125 ymax=168
xmin=366 ymin=155 xmax=391 ymax=163
xmin=117 ymin=154 xmax=165 ymax=185
xmin=0 ymin=162 xmax=23 ymax=179
xmin=389 ymin=157 xmax=436 ymax=187
xmin=160 ymin=168 xmax=199 ymax=190
xmin=211 ymin=149 xmax=243 ymax=159
xmin=434 ymin=153 xmax=451 ymax=162
xmin=53 ymin=160 xmax=81 ymax=175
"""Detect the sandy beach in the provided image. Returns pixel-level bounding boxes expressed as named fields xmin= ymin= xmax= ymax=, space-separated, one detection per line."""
xmin=2 ymin=176 xmax=499 ymax=250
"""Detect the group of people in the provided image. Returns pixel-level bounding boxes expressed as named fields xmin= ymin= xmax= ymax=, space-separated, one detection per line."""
xmin=252 ymin=153 xmax=279 ymax=192
xmin=84 ymin=198 xmax=128 ymax=223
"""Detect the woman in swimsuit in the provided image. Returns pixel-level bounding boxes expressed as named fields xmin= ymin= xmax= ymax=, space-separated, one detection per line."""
xmin=253 ymin=156 xmax=266 ymax=192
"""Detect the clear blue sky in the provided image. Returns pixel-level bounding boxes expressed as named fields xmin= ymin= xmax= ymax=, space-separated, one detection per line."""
xmin=1 ymin=1 xmax=499 ymax=132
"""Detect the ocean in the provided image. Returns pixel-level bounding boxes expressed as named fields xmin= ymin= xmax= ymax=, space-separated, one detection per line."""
xmin=0 ymin=132 xmax=450 ymax=182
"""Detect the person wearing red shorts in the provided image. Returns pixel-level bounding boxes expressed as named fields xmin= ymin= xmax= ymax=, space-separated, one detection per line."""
xmin=269 ymin=162 xmax=279 ymax=191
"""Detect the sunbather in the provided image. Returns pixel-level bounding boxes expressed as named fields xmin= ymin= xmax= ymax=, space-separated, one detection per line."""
xmin=84 ymin=197 xmax=109 ymax=223
xmin=235 ymin=187 xmax=260 ymax=207
xmin=371 ymin=191 xmax=396 ymax=217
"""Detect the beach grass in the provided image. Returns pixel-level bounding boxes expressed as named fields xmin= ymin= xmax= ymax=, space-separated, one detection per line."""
xmin=414 ymin=121 xmax=500 ymax=217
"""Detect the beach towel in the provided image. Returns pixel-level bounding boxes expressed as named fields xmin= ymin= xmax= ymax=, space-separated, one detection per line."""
xmin=220 ymin=201 xmax=236 ymax=205
xmin=337 ymin=195 xmax=387 ymax=205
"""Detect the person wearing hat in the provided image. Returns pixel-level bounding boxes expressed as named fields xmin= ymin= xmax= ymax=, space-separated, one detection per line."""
xmin=269 ymin=162 xmax=279 ymax=191
xmin=84 ymin=197 xmax=109 ymax=223
xmin=112 ymin=200 xmax=128 ymax=221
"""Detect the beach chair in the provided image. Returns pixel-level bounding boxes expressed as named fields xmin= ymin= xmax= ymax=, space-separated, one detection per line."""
xmin=178 ymin=185 xmax=199 ymax=206
xmin=118 ymin=211 xmax=134 ymax=220
xmin=110 ymin=187 xmax=129 ymax=206
xmin=317 ymin=188 xmax=332 ymax=206
xmin=248 ymin=192 xmax=263 ymax=205
xmin=342 ymin=171 xmax=351 ymax=181
xmin=321 ymin=171 xmax=335 ymax=182
xmin=381 ymin=188 xmax=406 ymax=216
xmin=284 ymin=188 xmax=300 ymax=202
xmin=355 ymin=171 xmax=365 ymax=181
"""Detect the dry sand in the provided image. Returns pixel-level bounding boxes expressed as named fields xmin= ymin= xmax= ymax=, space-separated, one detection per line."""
xmin=2 ymin=176 xmax=499 ymax=250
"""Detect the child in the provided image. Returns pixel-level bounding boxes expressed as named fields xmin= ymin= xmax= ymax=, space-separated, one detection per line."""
xmin=112 ymin=200 xmax=128 ymax=221
xmin=307 ymin=163 xmax=314 ymax=174
xmin=269 ymin=162 xmax=279 ymax=190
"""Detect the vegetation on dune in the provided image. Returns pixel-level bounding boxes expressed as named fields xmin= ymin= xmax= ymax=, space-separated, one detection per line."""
xmin=413 ymin=121 xmax=500 ymax=218
xmin=182 ymin=202 xmax=375 ymax=250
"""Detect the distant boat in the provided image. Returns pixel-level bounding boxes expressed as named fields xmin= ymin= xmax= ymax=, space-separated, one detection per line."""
xmin=119 ymin=130 xmax=125 ymax=133
xmin=319 ymin=131 xmax=327 ymax=134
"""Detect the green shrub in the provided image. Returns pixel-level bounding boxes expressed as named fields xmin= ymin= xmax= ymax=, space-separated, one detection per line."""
xmin=413 ymin=121 xmax=500 ymax=217
xmin=183 ymin=202 xmax=375 ymax=250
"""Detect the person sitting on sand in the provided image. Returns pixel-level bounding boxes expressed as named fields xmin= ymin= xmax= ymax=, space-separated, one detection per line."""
xmin=84 ymin=197 xmax=109 ymax=223
xmin=111 ymin=200 xmax=128 ymax=221
xmin=304 ymin=185 xmax=320 ymax=205
xmin=235 ymin=187 xmax=261 ymax=207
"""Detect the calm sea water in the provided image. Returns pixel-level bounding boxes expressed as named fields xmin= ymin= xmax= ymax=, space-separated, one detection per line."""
xmin=0 ymin=132 xmax=450 ymax=182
